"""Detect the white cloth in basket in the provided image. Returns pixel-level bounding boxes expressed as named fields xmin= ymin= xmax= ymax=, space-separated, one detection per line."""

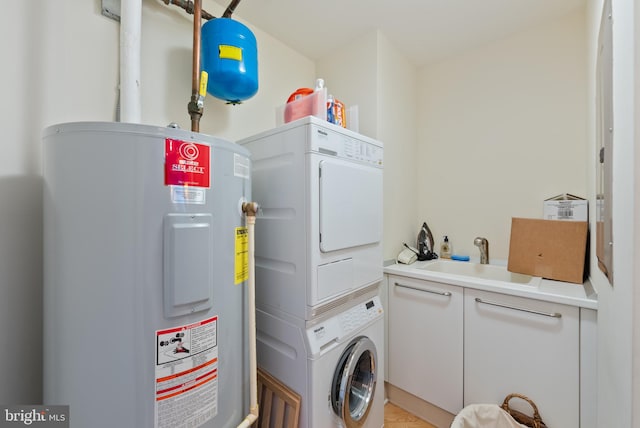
xmin=451 ymin=404 xmax=528 ymax=428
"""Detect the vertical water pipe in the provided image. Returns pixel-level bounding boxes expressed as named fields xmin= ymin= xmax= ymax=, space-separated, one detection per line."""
xmin=238 ymin=202 xmax=259 ymax=428
xmin=120 ymin=0 xmax=142 ymax=123
xmin=188 ymin=0 xmax=203 ymax=132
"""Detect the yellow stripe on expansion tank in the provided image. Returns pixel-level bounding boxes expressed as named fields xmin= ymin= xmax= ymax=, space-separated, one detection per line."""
xmin=219 ymin=45 xmax=242 ymax=61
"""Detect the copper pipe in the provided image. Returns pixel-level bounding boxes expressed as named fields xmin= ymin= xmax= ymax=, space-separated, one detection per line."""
xmin=188 ymin=0 xmax=203 ymax=132
xmin=192 ymin=0 xmax=201 ymax=100
xmin=162 ymin=0 xmax=214 ymax=20
xmin=222 ymin=0 xmax=242 ymax=18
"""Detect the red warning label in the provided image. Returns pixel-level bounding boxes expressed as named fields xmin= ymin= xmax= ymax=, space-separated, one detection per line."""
xmin=165 ymin=139 xmax=211 ymax=188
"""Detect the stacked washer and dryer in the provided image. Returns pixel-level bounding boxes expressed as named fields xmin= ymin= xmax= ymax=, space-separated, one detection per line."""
xmin=239 ymin=116 xmax=384 ymax=428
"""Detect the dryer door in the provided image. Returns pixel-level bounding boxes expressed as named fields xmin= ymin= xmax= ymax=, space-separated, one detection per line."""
xmin=319 ymin=159 xmax=382 ymax=253
xmin=331 ymin=336 xmax=378 ymax=427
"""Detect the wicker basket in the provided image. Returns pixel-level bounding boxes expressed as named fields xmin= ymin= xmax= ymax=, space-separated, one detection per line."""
xmin=500 ymin=393 xmax=548 ymax=428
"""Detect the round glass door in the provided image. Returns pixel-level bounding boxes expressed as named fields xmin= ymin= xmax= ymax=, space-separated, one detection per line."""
xmin=331 ymin=336 xmax=377 ymax=427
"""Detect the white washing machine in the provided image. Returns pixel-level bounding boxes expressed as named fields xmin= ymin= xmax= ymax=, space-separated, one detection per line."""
xmin=256 ymin=292 xmax=385 ymax=428
xmin=238 ymin=117 xmax=383 ymax=321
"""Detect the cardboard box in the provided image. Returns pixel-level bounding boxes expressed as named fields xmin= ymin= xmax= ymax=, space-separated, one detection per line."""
xmin=507 ymin=218 xmax=588 ymax=284
xmin=544 ymin=193 xmax=588 ymax=221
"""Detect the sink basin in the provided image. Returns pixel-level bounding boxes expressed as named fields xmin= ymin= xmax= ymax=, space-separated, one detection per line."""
xmin=420 ymin=261 xmax=537 ymax=285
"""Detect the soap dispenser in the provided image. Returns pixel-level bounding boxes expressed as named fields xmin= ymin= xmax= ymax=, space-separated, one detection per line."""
xmin=440 ymin=236 xmax=452 ymax=259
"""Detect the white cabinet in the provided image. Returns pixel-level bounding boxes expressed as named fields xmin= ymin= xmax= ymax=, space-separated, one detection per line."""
xmin=464 ymin=288 xmax=580 ymax=428
xmin=387 ymin=275 xmax=464 ymax=414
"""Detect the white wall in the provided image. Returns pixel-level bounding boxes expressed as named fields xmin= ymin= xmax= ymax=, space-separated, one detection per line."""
xmin=376 ymin=33 xmax=421 ymax=260
xmin=317 ymin=31 xmax=420 ymax=261
xmin=316 ymin=31 xmax=379 ymax=138
xmin=0 ymin=0 xmax=315 ymax=404
xmin=417 ymin=10 xmax=588 ymax=260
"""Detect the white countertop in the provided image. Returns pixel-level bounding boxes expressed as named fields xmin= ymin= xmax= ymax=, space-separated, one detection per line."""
xmin=384 ymin=259 xmax=598 ymax=310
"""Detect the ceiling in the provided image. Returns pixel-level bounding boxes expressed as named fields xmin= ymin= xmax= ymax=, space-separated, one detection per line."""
xmin=213 ymin=0 xmax=586 ymax=67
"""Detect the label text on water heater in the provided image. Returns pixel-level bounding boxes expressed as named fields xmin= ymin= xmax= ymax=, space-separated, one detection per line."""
xmin=165 ymin=139 xmax=211 ymax=188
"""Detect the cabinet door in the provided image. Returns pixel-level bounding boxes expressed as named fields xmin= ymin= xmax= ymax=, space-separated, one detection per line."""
xmin=388 ymin=275 xmax=463 ymax=414
xmin=464 ymin=288 xmax=580 ymax=428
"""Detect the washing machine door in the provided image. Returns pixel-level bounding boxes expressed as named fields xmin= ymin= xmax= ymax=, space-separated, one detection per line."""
xmin=331 ymin=336 xmax=378 ymax=427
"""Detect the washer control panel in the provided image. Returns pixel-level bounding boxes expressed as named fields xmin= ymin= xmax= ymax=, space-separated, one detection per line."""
xmin=338 ymin=296 xmax=383 ymax=336
xmin=306 ymin=296 xmax=383 ymax=356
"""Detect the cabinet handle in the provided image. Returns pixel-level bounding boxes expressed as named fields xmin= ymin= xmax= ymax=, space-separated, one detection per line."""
xmin=474 ymin=297 xmax=562 ymax=318
xmin=394 ymin=282 xmax=452 ymax=297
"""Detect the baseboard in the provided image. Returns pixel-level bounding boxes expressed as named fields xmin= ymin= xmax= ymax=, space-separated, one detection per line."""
xmin=385 ymin=382 xmax=455 ymax=428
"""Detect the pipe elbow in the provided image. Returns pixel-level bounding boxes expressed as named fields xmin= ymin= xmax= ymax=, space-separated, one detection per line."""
xmin=236 ymin=409 xmax=258 ymax=428
xmin=242 ymin=201 xmax=259 ymax=217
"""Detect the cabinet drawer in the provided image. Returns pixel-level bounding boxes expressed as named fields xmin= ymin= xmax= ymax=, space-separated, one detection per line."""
xmin=388 ymin=275 xmax=463 ymax=414
xmin=464 ymin=288 xmax=580 ymax=427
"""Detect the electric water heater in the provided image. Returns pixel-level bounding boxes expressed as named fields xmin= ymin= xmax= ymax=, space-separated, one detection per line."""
xmin=43 ymin=122 xmax=251 ymax=428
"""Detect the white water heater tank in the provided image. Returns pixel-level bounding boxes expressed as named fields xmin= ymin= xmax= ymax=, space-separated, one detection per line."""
xmin=43 ymin=122 xmax=251 ymax=428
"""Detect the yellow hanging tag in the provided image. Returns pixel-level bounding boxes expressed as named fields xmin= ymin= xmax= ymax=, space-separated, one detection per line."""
xmin=199 ymin=71 xmax=209 ymax=98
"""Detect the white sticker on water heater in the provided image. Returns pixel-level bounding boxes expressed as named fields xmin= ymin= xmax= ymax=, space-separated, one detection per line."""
xmin=154 ymin=316 xmax=219 ymax=428
xmin=171 ymin=186 xmax=206 ymax=204
xmin=234 ymin=153 xmax=250 ymax=179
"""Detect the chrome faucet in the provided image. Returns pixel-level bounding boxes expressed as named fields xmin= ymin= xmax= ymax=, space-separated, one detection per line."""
xmin=474 ymin=237 xmax=489 ymax=264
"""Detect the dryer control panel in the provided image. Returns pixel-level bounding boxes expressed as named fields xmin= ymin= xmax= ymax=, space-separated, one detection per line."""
xmin=306 ymin=296 xmax=383 ymax=356
xmin=310 ymin=124 xmax=383 ymax=167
